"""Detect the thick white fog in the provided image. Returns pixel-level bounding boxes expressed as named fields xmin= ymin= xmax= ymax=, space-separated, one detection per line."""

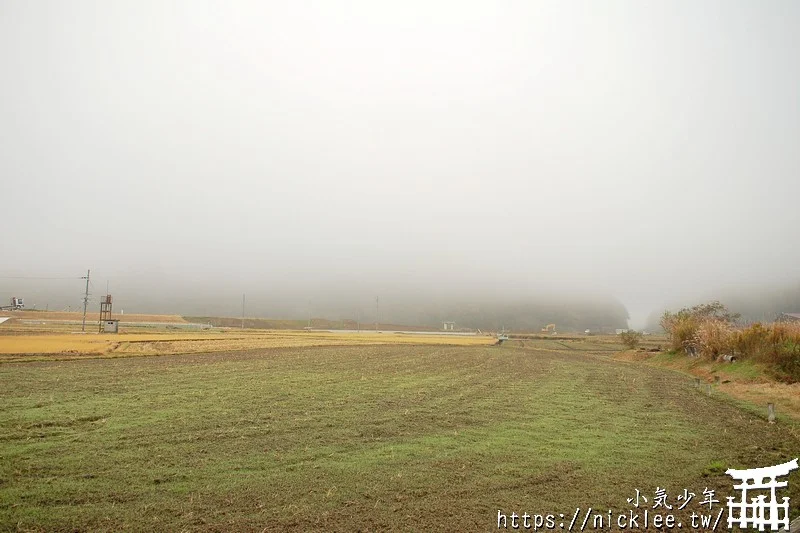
xmin=2 ymin=1 xmax=799 ymax=328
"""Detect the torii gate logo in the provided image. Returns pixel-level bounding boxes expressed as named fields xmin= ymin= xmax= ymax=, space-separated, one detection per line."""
xmin=726 ymin=458 xmax=797 ymax=531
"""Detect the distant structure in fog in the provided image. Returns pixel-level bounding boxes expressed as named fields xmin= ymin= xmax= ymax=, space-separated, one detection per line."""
xmin=0 ymin=297 xmax=24 ymax=311
xmin=777 ymin=312 xmax=800 ymax=323
xmin=443 ymin=321 xmax=455 ymax=331
xmin=99 ymin=294 xmax=118 ymax=333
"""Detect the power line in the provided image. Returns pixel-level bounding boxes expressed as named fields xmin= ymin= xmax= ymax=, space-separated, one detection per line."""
xmin=0 ymin=276 xmax=83 ymax=280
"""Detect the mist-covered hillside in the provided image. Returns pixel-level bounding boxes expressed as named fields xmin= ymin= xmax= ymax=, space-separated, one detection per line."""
xmin=644 ymin=280 xmax=800 ymax=331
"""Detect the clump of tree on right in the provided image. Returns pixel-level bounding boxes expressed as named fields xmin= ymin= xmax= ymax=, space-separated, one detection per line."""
xmin=660 ymin=301 xmax=800 ymax=382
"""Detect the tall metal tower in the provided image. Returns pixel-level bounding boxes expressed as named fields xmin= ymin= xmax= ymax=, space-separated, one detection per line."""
xmin=99 ymin=294 xmax=112 ymax=332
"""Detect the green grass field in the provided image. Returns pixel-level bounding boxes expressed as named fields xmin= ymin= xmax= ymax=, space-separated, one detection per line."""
xmin=1 ymin=344 xmax=798 ymax=531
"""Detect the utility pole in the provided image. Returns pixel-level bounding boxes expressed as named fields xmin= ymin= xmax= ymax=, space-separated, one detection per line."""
xmin=307 ymin=299 xmax=312 ymax=329
xmin=241 ymin=293 xmax=245 ymax=330
xmin=375 ymin=296 xmax=379 ymax=332
xmin=356 ymin=309 xmax=360 ymax=332
xmin=81 ymin=269 xmax=90 ymax=332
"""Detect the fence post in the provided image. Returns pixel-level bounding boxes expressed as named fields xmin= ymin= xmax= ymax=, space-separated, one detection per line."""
xmin=768 ymin=403 xmax=776 ymax=424
xmin=706 ymin=384 xmax=712 ymax=396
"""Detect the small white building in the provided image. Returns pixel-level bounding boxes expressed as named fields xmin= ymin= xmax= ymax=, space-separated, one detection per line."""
xmin=615 ymin=328 xmax=629 ymax=335
xmin=102 ymin=319 xmax=119 ymax=333
xmin=443 ymin=321 xmax=456 ymax=331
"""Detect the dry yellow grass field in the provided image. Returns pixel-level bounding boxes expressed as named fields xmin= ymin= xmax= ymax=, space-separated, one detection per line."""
xmin=0 ymin=329 xmax=495 ymax=362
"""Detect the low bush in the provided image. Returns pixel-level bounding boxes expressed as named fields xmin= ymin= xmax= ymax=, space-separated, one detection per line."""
xmin=693 ymin=319 xmax=733 ymax=359
xmin=733 ymin=322 xmax=800 ymax=382
xmin=619 ymin=330 xmax=643 ymax=349
xmin=776 ymin=339 xmax=800 ymax=381
xmin=731 ymin=322 xmax=769 ymax=357
xmin=660 ymin=301 xmax=738 ymax=354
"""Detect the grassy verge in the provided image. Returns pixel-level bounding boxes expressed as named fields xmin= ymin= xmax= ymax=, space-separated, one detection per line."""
xmin=615 ymin=349 xmax=800 ymax=421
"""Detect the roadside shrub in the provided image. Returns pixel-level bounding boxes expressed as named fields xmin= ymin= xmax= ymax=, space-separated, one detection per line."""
xmin=692 ymin=319 xmax=733 ymax=360
xmin=660 ymin=301 xmax=738 ymax=354
xmin=732 ymin=323 xmax=769 ymax=358
xmin=769 ymin=322 xmax=800 ymax=347
xmin=732 ymin=322 xmax=800 ymax=382
xmin=661 ymin=310 xmax=698 ymax=352
xmin=660 ymin=301 xmax=800 ymax=381
xmin=776 ymin=340 xmax=800 ymax=382
xmin=619 ymin=330 xmax=643 ymax=349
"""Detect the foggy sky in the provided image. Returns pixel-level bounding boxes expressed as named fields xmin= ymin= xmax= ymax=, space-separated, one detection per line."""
xmin=2 ymin=1 xmax=799 ymax=328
